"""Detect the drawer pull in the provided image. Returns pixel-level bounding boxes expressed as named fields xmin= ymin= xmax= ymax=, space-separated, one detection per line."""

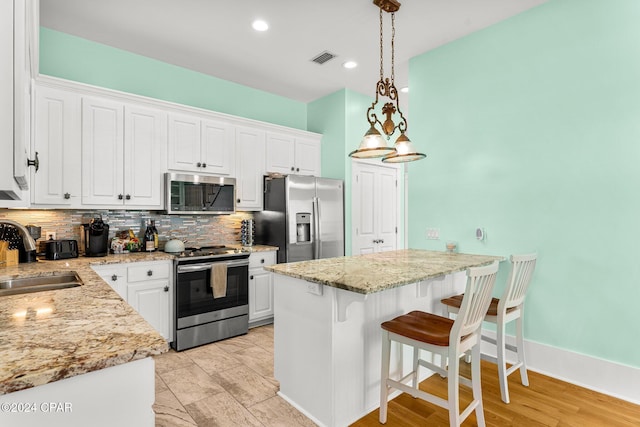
xmin=261 ymin=259 xmax=265 ymax=264
xmin=111 ymin=275 xmax=118 ymax=281
xmin=147 ymin=270 xmax=153 ymax=276
xmin=164 ymin=286 xmax=169 ymax=292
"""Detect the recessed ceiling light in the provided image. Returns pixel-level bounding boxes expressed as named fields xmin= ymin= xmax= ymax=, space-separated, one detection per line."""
xmin=400 ymin=86 xmax=409 ymax=93
xmin=252 ymin=20 xmax=269 ymax=32
xmin=343 ymin=61 xmax=358 ymax=69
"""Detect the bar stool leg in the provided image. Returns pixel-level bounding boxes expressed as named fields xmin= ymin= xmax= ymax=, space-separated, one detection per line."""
xmin=379 ymin=330 xmax=391 ymax=424
xmin=496 ymin=312 xmax=509 ymax=404
xmin=516 ymin=312 xmax=529 ymax=386
xmin=447 ymin=347 xmax=461 ymax=427
xmin=471 ymin=343 xmax=486 ymax=427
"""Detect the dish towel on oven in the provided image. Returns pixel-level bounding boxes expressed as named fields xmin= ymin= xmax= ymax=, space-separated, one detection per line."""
xmin=211 ymin=264 xmax=228 ymax=298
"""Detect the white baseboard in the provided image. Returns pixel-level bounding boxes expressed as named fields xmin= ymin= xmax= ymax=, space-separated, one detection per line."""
xmin=480 ymin=331 xmax=640 ymax=405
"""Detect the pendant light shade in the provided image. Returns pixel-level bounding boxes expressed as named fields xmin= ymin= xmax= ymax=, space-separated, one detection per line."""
xmin=348 ymin=0 xmax=425 ymax=164
xmin=349 ymin=125 xmax=396 ymax=158
xmin=382 ymin=132 xmax=426 ymax=163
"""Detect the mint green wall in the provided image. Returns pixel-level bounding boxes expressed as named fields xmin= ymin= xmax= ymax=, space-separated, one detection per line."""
xmin=39 ymin=28 xmax=307 ymax=130
xmin=409 ymin=0 xmax=640 ymax=367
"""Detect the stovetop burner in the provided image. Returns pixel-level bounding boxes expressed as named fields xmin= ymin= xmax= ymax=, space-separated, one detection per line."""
xmin=170 ymin=245 xmax=249 ymax=261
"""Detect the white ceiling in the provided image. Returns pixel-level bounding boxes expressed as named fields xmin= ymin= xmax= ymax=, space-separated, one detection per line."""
xmin=40 ymin=0 xmax=547 ymax=103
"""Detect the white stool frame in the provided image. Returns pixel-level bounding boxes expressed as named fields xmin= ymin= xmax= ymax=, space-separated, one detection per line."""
xmin=380 ymin=261 xmax=500 ymax=427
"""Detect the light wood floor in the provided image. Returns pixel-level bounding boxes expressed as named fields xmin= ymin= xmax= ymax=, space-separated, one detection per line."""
xmin=351 ymin=360 xmax=640 ymax=427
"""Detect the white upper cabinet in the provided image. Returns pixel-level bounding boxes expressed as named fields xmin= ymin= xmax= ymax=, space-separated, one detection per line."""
xmin=235 ymin=126 xmax=265 ymax=211
xmin=265 ymin=132 xmax=321 ymax=176
xmin=168 ymin=114 xmax=235 ymax=176
xmin=124 ymin=105 xmax=166 ymax=207
xmin=82 ymin=96 xmax=166 ymax=208
xmin=32 ymin=85 xmax=82 ymax=206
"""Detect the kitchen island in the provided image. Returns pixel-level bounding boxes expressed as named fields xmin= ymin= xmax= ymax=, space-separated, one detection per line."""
xmin=0 ymin=253 xmax=172 ymax=427
xmin=266 ymin=249 xmax=503 ymax=427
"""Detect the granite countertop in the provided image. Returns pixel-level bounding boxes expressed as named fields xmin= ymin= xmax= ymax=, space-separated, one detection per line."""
xmin=0 ymin=252 xmax=175 ymax=395
xmin=265 ymin=249 xmax=504 ymax=294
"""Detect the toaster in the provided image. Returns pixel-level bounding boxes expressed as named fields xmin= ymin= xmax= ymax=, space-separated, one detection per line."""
xmin=45 ymin=239 xmax=79 ymax=260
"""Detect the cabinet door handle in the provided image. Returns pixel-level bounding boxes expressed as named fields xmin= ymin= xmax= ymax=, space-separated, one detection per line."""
xmin=125 ymin=194 xmax=131 ymax=200
xmin=250 ymin=275 xmax=254 ymax=280
xmin=111 ymin=275 xmax=118 ymax=281
xmin=237 ymin=199 xmax=241 ymax=203
xmin=64 ymin=192 xmax=71 ymax=199
xmin=296 ymin=167 xmax=300 ymax=172
xmin=291 ymin=166 xmax=295 ymax=171
xmin=380 ymin=239 xmax=384 ymax=243
xmin=118 ymin=194 xmax=124 ymax=200
xmin=202 ymin=163 xmax=207 ymax=168
xmin=197 ymin=162 xmax=202 ymax=167
xmin=260 ymin=259 xmax=264 ymax=264
xmin=147 ymin=270 xmax=153 ymax=276
xmin=164 ymin=286 xmax=169 ymax=292
xmin=27 ymin=151 xmax=39 ymax=172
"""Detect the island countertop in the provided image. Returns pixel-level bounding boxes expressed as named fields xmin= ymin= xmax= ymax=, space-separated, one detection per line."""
xmin=265 ymin=249 xmax=504 ymax=294
xmin=0 ymin=252 xmax=174 ymax=395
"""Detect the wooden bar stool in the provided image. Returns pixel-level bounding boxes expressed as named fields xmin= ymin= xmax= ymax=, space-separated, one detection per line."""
xmin=379 ymin=261 xmax=500 ymax=427
xmin=441 ymin=253 xmax=537 ymax=404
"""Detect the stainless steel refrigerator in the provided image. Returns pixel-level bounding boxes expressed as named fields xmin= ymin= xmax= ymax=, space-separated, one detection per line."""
xmin=255 ymin=175 xmax=344 ymax=264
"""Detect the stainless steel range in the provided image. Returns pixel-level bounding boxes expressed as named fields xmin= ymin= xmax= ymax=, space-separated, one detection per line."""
xmin=171 ymin=246 xmax=250 ymax=351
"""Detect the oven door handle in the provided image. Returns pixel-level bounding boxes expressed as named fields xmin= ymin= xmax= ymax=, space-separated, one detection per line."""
xmin=177 ymin=259 xmax=249 ymax=273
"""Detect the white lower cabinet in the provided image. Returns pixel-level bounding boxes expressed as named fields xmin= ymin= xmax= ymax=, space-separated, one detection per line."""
xmin=248 ymin=251 xmax=277 ymax=327
xmin=92 ymin=260 xmax=173 ymax=342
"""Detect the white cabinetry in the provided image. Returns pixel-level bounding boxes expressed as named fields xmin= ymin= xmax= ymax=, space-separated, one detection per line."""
xmin=82 ymin=97 xmax=166 ymax=208
xmin=92 ymin=260 xmax=173 ymax=341
xmin=168 ymin=114 xmax=235 ymax=175
xmin=235 ymin=126 xmax=266 ymax=211
xmin=0 ymin=0 xmax=32 ymax=205
xmin=265 ymin=132 xmax=321 ymax=176
xmin=248 ymin=250 xmax=277 ymax=327
xmin=32 ymin=85 xmax=82 ymax=206
xmin=352 ymin=161 xmax=400 ymax=255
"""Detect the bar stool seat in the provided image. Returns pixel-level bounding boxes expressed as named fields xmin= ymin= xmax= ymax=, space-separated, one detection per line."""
xmin=379 ymin=261 xmax=500 ymax=427
xmin=441 ymin=295 xmax=517 ymax=317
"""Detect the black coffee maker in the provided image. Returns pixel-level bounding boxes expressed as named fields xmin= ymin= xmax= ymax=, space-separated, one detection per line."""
xmin=83 ymin=217 xmax=109 ymax=257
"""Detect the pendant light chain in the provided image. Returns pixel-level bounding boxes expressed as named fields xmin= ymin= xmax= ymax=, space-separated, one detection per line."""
xmin=379 ymin=6 xmax=384 ymax=82
xmin=391 ymin=12 xmax=395 ymax=84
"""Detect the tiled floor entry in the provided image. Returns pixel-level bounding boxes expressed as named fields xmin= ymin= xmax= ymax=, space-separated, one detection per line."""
xmin=153 ymin=325 xmax=315 ymax=426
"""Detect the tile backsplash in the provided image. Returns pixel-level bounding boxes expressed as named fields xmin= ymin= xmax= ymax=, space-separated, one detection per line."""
xmin=0 ymin=209 xmax=253 ymax=250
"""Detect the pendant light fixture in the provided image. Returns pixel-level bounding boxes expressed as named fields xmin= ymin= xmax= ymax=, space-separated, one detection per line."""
xmin=349 ymin=0 xmax=426 ymax=163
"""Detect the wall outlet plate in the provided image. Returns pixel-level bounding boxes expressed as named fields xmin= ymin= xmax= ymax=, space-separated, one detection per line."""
xmin=426 ymin=228 xmax=440 ymax=240
xmin=44 ymin=231 xmax=56 ymax=240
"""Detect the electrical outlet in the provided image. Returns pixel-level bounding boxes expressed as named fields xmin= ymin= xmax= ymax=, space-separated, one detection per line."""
xmin=425 ymin=228 xmax=440 ymax=240
xmin=44 ymin=231 xmax=56 ymax=240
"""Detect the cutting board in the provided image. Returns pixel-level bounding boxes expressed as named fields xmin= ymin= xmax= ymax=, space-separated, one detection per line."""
xmin=0 ymin=241 xmax=8 ymax=267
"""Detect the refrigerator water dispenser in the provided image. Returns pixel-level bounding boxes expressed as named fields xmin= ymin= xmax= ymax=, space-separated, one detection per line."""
xmin=296 ymin=213 xmax=311 ymax=243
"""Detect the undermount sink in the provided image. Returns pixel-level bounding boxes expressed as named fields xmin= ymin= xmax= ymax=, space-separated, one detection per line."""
xmin=0 ymin=272 xmax=83 ymax=296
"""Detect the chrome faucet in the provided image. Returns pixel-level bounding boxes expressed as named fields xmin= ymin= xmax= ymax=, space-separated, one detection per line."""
xmin=0 ymin=219 xmax=37 ymax=252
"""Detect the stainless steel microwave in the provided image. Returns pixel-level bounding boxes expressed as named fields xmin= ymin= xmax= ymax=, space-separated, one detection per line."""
xmin=165 ymin=173 xmax=236 ymax=215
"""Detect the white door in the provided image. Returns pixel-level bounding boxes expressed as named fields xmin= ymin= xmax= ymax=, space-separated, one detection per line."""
xmin=167 ymin=113 xmax=200 ymax=172
xmin=32 ymin=86 xmax=81 ymax=206
xmin=201 ymin=119 xmax=235 ymax=176
xmin=265 ymin=132 xmax=294 ymax=174
xmin=127 ymin=281 xmax=170 ymax=340
xmin=81 ymin=97 xmax=124 ymax=205
xmin=236 ymin=126 xmax=265 ymax=210
xmin=294 ymin=137 xmax=321 ymax=176
xmin=351 ymin=161 xmax=400 ymax=255
xmin=123 ymin=105 xmax=165 ymax=208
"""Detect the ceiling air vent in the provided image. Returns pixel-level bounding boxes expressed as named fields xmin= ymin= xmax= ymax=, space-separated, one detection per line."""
xmin=311 ymin=51 xmax=337 ymax=65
